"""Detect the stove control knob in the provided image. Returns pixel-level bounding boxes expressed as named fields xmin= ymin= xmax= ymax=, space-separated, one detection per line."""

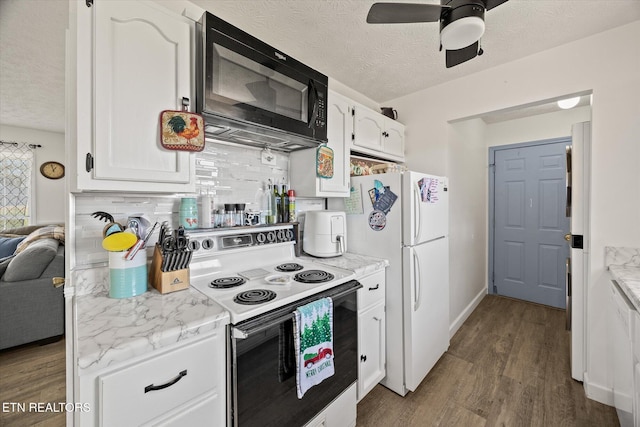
xmin=277 ymin=230 xmax=286 ymax=242
xmin=256 ymin=233 xmax=266 ymax=244
xmin=286 ymin=229 xmax=294 ymax=241
xmin=267 ymin=231 xmax=276 ymax=243
xmin=201 ymin=238 xmax=214 ymax=250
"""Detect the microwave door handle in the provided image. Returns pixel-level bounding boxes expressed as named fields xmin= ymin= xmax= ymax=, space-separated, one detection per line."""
xmin=308 ymin=79 xmax=319 ymax=128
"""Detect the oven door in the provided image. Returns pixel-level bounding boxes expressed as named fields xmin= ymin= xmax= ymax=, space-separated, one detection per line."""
xmin=200 ymin=13 xmax=327 ymax=141
xmin=229 ymin=281 xmax=360 ymax=427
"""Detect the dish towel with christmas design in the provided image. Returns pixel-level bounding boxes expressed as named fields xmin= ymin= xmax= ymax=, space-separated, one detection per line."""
xmin=293 ymin=297 xmax=335 ymax=398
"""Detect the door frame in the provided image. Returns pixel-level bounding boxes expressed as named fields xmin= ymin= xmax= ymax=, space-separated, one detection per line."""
xmin=487 ymin=136 xmax=572 ymax=296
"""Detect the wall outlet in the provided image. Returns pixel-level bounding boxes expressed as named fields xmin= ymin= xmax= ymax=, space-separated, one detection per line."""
xmin=261 ymin=150 xmax=277 ymax=166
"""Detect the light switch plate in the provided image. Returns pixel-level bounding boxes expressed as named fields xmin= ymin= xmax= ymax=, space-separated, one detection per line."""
xmin=261 ymin=150 xmax=277 ymax=166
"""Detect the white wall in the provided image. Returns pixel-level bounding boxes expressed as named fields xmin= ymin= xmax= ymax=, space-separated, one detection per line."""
xmin=389 ymin=21 xmax=640 ymax=403
xmin=0 ymin=124 xmax=66 ymax=224
xmin=486 ymin=106 xmax=591 ymax=147
xmin=448 ymin=118 xmax=488 ymax=334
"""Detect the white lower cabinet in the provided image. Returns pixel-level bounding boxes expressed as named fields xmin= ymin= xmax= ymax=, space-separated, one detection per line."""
xmin=357 ymin=270 xmax=386 ymax=401
xmin=305 ymin=383 xmax=357 ymax=427
xmin=78 ymin=331 xmax=225 ymax=426
xmin=609 ymin=280 xmax=635 ymax=425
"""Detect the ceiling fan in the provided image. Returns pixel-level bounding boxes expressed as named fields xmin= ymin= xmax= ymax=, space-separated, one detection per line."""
xmin=366 ymin=0 xmax=510 ymax=68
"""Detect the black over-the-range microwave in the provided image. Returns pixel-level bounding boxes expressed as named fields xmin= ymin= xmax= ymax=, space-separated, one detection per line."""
xmin=196 ymin=12 xmax=328 ymax=152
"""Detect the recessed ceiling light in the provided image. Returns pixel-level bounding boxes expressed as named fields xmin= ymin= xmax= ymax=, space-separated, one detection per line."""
xmin=557 ymin=97 xmax=580 ymax=110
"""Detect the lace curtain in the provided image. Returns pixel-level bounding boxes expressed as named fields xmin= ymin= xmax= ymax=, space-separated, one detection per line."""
xmin=0 ymin=141 xmax=37 ymax=229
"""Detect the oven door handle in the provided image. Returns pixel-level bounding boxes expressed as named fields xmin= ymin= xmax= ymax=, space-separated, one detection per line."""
xmin=233 ymin=313 xmax=295 ymax=339
xmin=232 ymin=281 xmax=362 ymax=339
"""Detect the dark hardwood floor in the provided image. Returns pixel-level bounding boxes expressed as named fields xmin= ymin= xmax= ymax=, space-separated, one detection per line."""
xmin=357 ymin=295 xmax=619 ymax=426
xmin=0 ymin=338 xmax=66 ymax=427
xmin=0 ymin=296 xmax=619 ymax=427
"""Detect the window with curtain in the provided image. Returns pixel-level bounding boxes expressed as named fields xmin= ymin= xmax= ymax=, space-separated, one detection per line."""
xmin=0 ymin=141 xmax=36 ymax=229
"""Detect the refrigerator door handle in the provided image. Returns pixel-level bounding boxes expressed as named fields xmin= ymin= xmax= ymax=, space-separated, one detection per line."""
xmin=413 ymin=250 xmax=422 ymax=311
xmin=413 ymin=184 xmax=421 ymax=242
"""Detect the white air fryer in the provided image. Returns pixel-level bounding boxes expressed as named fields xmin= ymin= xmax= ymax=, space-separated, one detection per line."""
xmin=303 ymin=211 xmax=347 ymax=257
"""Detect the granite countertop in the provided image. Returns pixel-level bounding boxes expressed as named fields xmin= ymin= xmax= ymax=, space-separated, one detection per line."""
xmin=74 ymin=269 xmax=229 ymax=375
xmin=74 ymin=251 xmax=387 ymax=375
xmin=301 ymin=252 xmax=389 ymax=277
xmin=605 ymin=247 xmax=640 ymax=311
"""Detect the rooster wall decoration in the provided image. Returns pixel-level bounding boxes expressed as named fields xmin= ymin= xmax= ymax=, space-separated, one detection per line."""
xmin=160 ymin=110 xmax=205 ymax=152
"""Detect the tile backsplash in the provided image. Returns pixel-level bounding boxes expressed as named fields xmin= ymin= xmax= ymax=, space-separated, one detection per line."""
xmin=196 ymin=140 xmax=289 ymax=214
xmin=72 ymin=141 xmax=325 ymax=268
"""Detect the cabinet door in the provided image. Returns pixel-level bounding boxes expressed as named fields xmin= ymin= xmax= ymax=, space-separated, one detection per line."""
xmin=144 ymin=391 xmax=223 ymax=427
xmin=353 ymin=106 xmax=384 ymax=152
xmin=93 ymin=0 xmax=192 ymax=187
xmin=383 ymin=118 xmax=405 ymax=159
xmin=319 ymin=91 xmax=351 ymax=196
xmin=358 ymin=270 xmax=386 ymax=310
xmin=100 ymin=333 xmax=224 ymax=427
xmin=289 ymin=90 xmax=350 ymax=197
xmin=358 ymin=303 xmax=385 ymax=401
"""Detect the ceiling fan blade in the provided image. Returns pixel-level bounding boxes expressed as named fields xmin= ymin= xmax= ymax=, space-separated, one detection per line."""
xmin=366 ymin=2 xmax=449 ymax=24
xmin=445 ymin=42 xmax=479 ymax=68
xmin=483 ymin=0 xmax=509 ymax=11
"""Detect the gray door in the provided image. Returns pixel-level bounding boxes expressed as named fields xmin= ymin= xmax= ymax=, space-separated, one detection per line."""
xmin=493 ymin=141 xmax=570 ymax=308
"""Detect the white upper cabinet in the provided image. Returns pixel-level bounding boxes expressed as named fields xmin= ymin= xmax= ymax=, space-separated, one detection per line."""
xmin=352 ymin=103 xmax=405 ymax=162
xmin=383 ymin=118 xmax=405 ymax=159
xmin=353 ymin=107 xmax=385 ymax=152
xmin=70 ymin=0 xmax=195 ymax=192
xmin=289 ymin=90 xmax=351 ymax=198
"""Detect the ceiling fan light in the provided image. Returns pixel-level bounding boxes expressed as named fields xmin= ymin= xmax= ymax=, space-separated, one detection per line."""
xmin=441 ymin=16 xmax=485 ymax=50
xmin=557 ymin=97 xmax=580 ymax=109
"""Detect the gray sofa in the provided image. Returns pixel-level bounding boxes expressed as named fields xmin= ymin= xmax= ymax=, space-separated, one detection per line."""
xmin=0 ymin=225 xmax=65 ymax=350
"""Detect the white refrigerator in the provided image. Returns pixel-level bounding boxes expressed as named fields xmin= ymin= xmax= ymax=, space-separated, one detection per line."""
xmin=330 ymin=171 xmax=449 ymax=396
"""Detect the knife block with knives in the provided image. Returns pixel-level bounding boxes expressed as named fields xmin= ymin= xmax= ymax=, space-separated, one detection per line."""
xmin=149 ymin=245 xmax=189 ymax=294
xmin=149 ymin=223 xmax=192 ymax=294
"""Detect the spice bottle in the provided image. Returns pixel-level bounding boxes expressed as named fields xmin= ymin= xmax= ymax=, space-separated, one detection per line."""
xmin=273 ymin=182 xmax=281 ymax=223
xmin=288 ymin=189 xmax=296 ymax=222
xmin=281 ymin=181 xmax=289 ymax=223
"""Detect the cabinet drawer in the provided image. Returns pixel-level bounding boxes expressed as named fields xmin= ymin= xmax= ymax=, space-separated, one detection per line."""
xmin=358 ymin=270 xmax=385 ymax=309
xmin=100 ymin=333 xmax=224 ymax=427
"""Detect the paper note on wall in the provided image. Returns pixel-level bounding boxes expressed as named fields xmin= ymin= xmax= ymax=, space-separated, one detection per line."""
xmin=344 ymin=185 xmax=364 ymax=215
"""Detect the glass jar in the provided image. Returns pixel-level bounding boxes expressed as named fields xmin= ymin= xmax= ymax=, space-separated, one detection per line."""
xmin=235 ymin=203 xmax=246 ymax=227
xmin=224 ymin=204 xmax=235 ymax=227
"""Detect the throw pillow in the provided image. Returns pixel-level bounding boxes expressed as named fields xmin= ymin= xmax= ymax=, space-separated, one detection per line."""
xmin=0 ymin=236 xmax=26 ymax=259
xmin=15 ymin=225 xmax=65 ymax=254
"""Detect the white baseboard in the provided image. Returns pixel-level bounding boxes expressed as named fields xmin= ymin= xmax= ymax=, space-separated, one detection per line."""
xmin=449 ymin=288 xmax=487 ymax=339
xmin=583 ymin=372 xmax=615 ymax=406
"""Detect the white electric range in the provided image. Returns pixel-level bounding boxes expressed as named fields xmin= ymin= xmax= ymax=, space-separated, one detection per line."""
xmin=187 ymin=224 xmax=356 ymax=323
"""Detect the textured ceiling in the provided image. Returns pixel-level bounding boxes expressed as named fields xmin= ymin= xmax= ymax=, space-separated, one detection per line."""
xmin=1 ymin=0 xmax=639 ymax=133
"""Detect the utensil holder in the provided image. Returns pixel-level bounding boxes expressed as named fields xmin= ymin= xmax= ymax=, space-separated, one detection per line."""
xmin=149 ymin=245 xmax=189 ymax=294
xmin=108 ymin=251 xmax=148 ymax=298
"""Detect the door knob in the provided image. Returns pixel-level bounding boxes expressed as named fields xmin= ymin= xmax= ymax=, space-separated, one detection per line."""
xmin=564 ymin=234 xmax=571 ymax=242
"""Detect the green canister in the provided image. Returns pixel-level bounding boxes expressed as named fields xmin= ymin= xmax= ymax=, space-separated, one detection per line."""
xmin=179 ymin=197 xmax=198 ymax=229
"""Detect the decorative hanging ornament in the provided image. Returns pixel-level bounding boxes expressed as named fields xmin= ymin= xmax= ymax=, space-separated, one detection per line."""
xmin=316 ymin=144 xmax=334 ymax=179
